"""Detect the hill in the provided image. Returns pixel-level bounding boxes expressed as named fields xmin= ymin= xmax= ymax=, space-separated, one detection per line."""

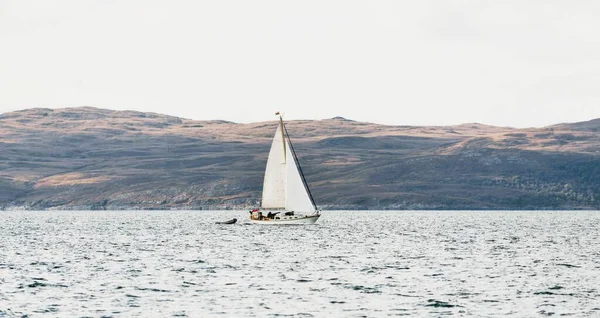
xmin=1 ymin=107 xmax=599 ymax=210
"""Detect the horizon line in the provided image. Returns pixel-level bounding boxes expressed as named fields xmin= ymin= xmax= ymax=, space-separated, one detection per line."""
xmin=1 ymin=105 xmax=598 ymax=130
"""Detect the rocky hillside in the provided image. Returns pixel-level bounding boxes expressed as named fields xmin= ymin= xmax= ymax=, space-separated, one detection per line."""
xmin=1 ymin=107 xmax=599 ymax=210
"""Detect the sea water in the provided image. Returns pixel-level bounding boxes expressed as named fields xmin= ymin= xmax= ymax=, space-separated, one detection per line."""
xmin=1 ymin=211 xmax=599 ymax=317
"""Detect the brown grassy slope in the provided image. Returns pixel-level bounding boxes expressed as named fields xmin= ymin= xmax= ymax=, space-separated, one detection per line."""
xmin=0 ymin=107 xmax=599 ymax=210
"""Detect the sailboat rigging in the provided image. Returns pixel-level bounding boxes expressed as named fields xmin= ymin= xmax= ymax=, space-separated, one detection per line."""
xmin=249 ymin=113 xmax=321 ymax=224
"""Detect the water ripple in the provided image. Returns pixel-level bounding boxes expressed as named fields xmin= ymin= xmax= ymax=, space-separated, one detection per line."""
xmin=1 ymin=210 xmax=599 ymax=316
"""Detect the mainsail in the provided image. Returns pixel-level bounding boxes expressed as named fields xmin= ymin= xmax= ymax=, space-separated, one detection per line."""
xmin=261 ymin=120 xmax=286 ymax=209
xmin=261 ymin=118 xmax=317 ymax=212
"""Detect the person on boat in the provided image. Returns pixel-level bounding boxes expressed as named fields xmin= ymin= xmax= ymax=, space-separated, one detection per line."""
xmin=249 ymin=208 xmax=260 ymax=220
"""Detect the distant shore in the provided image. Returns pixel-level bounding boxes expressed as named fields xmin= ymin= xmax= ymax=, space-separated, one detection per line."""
xmin=2 ymin=205 xmax=597 ymax=211
xmin=1 ymin=107 xmax=599 ymax=211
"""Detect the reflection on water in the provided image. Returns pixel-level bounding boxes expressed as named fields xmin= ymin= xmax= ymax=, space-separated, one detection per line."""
xmin=1 ymin=211 xmax=599 ymax=317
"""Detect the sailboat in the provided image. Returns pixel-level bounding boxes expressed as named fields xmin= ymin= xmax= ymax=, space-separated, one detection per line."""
xmin=249 ymin=113 xmax=321 ymax=224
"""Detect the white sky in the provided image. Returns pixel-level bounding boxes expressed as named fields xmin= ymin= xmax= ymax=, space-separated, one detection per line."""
xmin=1 ymin=1 xmax=599 ymax=127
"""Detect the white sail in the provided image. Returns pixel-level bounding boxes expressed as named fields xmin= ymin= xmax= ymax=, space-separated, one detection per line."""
xmin=261 ymin=121 xmax=286 ymax=209
xmin=261 ymin=118 xmax=317 ymax=213
xmin=284 ymin=139 xmax=317 ymax=212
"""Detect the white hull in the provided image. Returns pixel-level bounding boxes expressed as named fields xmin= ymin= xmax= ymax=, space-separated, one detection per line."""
xmin=250 ymin=214 xmax=320 ymax=225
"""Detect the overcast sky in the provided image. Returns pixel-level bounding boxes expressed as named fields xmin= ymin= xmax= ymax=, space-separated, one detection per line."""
xmin=1 ymin=1 xmax=599 ymax=127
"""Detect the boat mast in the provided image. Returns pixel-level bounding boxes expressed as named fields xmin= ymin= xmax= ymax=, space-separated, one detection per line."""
xmin=280 ymin=115 xmax=318 ymax=211
xmin=279 ymin=114 xmax=286 ymax=161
